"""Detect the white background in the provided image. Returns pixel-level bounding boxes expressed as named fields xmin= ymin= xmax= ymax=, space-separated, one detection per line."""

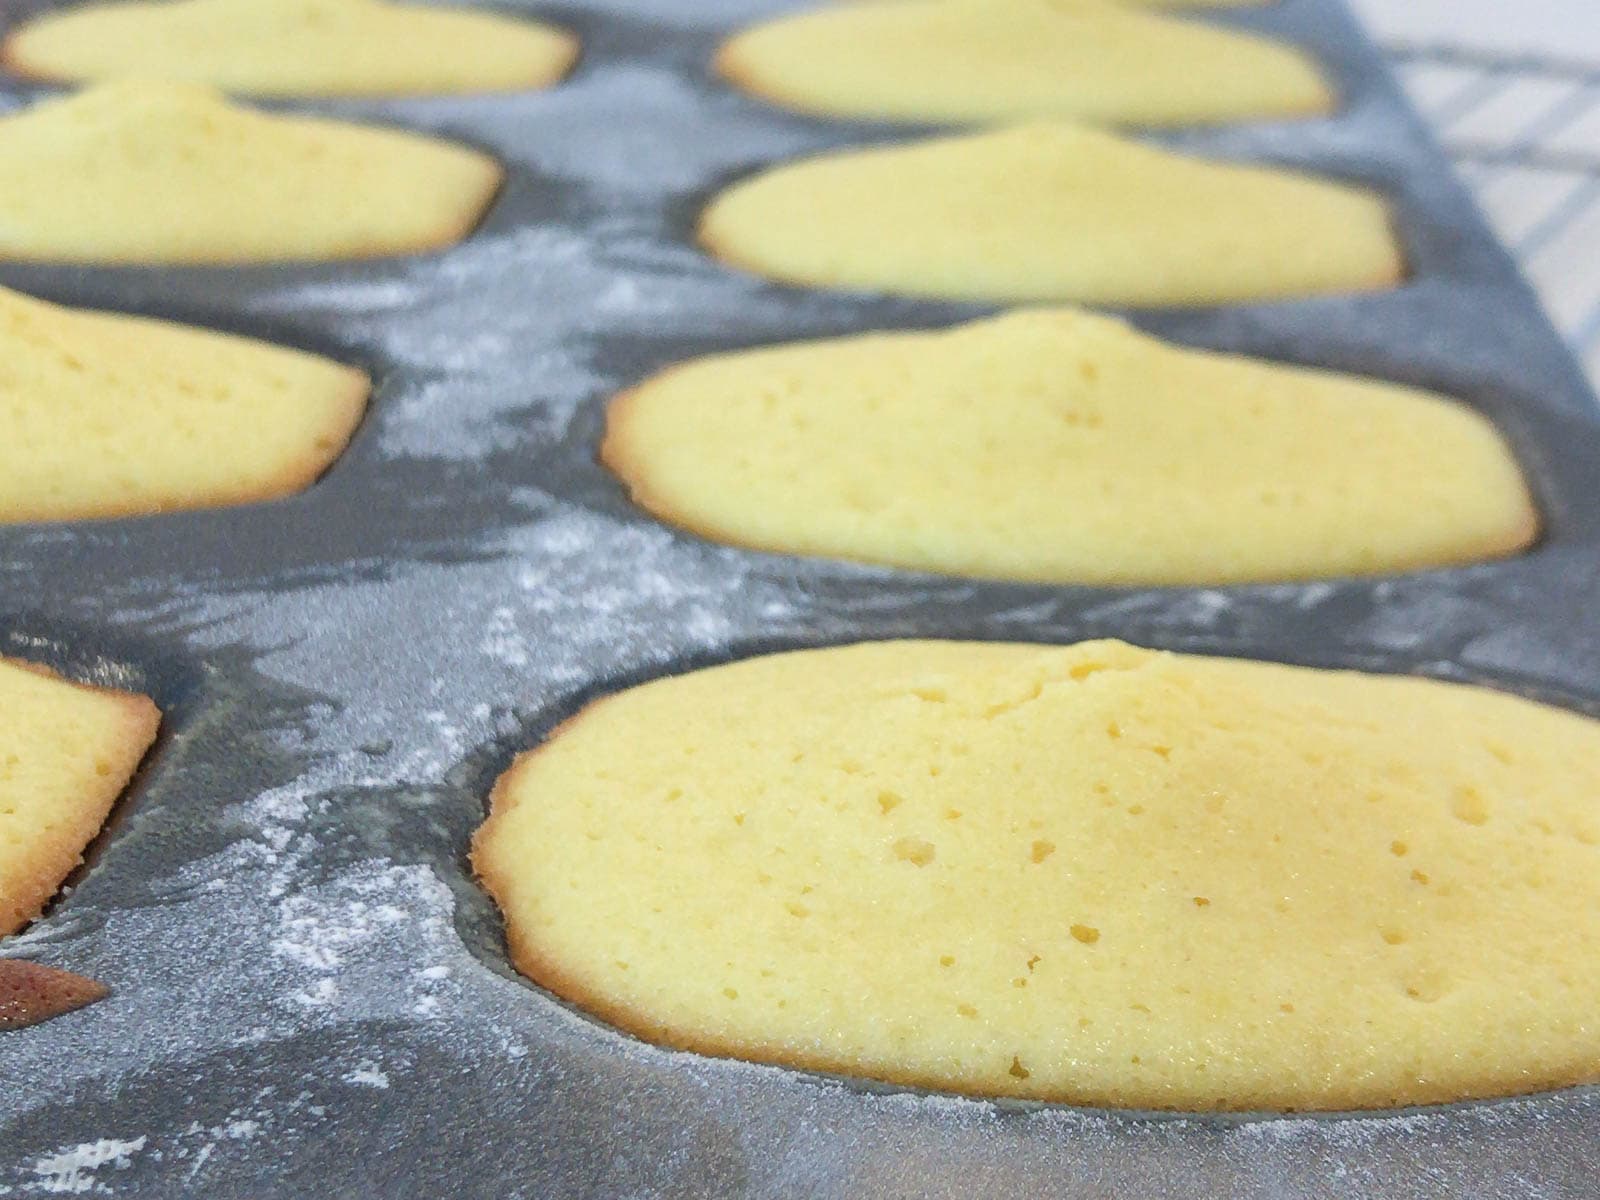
xmin=1352 ymin=0 xmax=1600 ymax=63
xmin=1353 ymin=0 xmax=1600 ymax=381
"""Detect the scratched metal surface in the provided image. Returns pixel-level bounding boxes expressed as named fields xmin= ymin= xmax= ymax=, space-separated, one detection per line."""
xmin=1 ymin=0 xmax=1598 ymax=1195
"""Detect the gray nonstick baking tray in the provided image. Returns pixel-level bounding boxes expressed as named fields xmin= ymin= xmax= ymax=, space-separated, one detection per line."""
xmin=2 ymin=0 xmax=1600 ymax=1194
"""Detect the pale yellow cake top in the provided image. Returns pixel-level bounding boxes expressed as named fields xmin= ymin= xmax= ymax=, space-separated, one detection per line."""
xmin=604 ymin=309 xmax=1536 ymax=585
xmin=0 ymin=80 xmax=502 ymax=264
xmin=0 ymin=657 xmax=160 ymax=937
xmin=699 ymin=122 xmax=1403 ymax=305
xmin=0 ymin=286 xmax=369 ymax=522
xmin=718 ymin=0 xmax=1331 ymax=127
xmin=474 ymin=639 xmax=1600 ymax=1111
xmin=1 ymin=0 xmax=578 ymax=97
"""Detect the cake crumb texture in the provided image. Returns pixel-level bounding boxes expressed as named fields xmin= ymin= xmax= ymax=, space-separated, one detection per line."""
xmin=0 ymin=657 xmax=160 ymax=937
xmin=475 ymin=639 xmax=1600 ymax=1111
xmin=699 ymin=122 xmax=1402 ymax=305
xmin=1 ymin=0 xmax=577 ymax=97
xmin=604 ymin=309 xmax=1536 ymax=585
xmin=0 ymin=285 xmax=369 ymax=522
xmin=0 ymin=79 xmax=503 ymax=264
xmin=718 ymin=0 xmax=1330 ymax=127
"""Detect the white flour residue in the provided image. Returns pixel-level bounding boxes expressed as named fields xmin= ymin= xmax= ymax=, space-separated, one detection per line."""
xmin=231 ymin=59 xmax=857 ymax=471
xmin=147 ymin=782 xmax=317 ymax=906
xmin=6 ymin=2 xmax=1563 ymax=1189
xmin=24 ymin=1137 xmax=146 ymax=1196
xmin=341 ymin=1063 xmax=391 ymax=1090
xmin=270 ymin=865 xmax=462 ymax=1018
xmin=481 ymin=605 xmax=530 ymax=668
xmin=0 ymin=858 xmax=473 ymax=1134
xmin=178 ymin=1121 xmax=262 ymax=1185
xmin=496 ymin=63 xmax=822 ymax=195
xmin=254 ymin=218 xmax=799 ymax=464
xmin=167 ymin=507 xmax=792 ymax=788
xmin=1080 ymin=588 xmax=1239 ymax=632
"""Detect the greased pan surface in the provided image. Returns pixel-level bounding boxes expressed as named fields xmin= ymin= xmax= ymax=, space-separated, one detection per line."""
xmin=2 ymin=0 xmax=1599 ymax=1194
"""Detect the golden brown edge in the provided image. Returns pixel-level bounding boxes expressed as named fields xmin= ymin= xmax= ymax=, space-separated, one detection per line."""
xmin=308 ymin=144 xmax=505 ymax=262
xmin=1273 ymin=58 xmax=1338 ymax=121
xmin=425 ymin=150 xmax=507 ymax=252
xmin=602 ymin=370 xmax=911 ymax=575
xmin=0 ymin=12 xmax=581 ymax=95
xmin=535 ymin=25 xmax=583 ymax=92
xmin=466 ymin=695 xmax=1049 ymax=1106
xmin=0 ymin=19 xmax=60 ymax=84
xmin=600 ymin=336 xmax=1539 ymax=584
xmin=712 ymin=35 xmax=831 ymax=123
xmin=152 ymin=360 xmax=374 ymax=515
xmin=1496 ymin=489 xmax=1545 ymax=560
xmin=596 ymin=383 xmax=680 ymax=530
xmin=715 ymin=20 xmax=1339 ymax=127
xmin=253 ymin=142 xmax=505 ymax=262
xmin=0 ymin=656 xmax=162 ymax=938
xmin=598 ymin=373 xmax=845 ymax=571
xmin=0 ymin=36 xmax=39 ymax=82
xmin=693 ymin=206 xmax=785 ymax=290
xmin=1 ymin=0 xmax=1564 ymax=1120
xmin=696 ymin=176 xmax=1410 ymax=308
xmin=467 ymin=669 xmax=1600 ymax=1111
xmin=0 ymin=108 xmax=506 ymax=266
xmin=1368 ymin=199 xmax=1412 ymax=294
xmin=0 ymin=360 xmax=373 ymax=524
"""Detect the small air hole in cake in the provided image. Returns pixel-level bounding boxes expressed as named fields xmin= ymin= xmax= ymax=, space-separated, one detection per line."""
xmin=475 ymin=639 xmax=1600 ymax=1111
xmin=602 ymin=309 xmax=1535 ymax=585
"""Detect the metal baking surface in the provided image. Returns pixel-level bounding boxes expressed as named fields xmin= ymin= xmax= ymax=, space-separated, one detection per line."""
xmin=2 ymin=0 xmax=1598 ymax=1194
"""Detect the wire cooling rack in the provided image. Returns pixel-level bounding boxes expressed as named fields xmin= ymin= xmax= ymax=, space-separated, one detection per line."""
xmin=1385 ymin=42 xmax=1600 ymax=384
